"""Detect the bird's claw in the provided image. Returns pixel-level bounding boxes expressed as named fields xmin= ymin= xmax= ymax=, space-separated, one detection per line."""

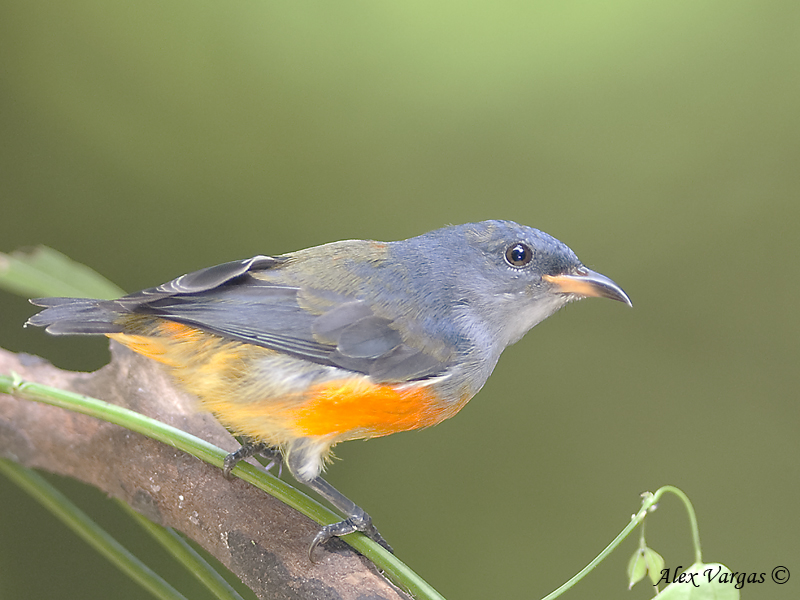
xmin=308 ymin=513 xmax=393 ymax=561
xmin=223 ymin=442 xmax=281 ymax=479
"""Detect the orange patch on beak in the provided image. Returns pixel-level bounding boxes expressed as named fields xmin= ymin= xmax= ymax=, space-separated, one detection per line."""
xmin=543 ymin=269 xmax=632 ymax=306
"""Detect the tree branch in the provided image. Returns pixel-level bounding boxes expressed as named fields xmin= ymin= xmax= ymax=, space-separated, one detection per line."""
xmin=0 ymin=342 xmax=409 ymax=600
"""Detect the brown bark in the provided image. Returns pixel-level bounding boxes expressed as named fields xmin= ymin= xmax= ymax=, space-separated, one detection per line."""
xmin=0 ymin=342 xmax=408 ymax=600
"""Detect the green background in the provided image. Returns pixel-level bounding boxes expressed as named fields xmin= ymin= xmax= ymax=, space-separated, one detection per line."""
xmin=1 ymin=1 xmax=797 ymax=598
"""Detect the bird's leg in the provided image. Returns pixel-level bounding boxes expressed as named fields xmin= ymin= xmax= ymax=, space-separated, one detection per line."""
xmin=304 ymin=475 xmax=393 ymax=560
xmin=223 ymin=439 xmax=283 ymax=478
xmin=227 ymin=439 xmax=391 ymax=559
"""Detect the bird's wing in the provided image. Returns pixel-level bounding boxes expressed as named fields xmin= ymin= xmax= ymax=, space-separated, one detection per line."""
xmin=117 ymin=256 xmax=451 ymax=382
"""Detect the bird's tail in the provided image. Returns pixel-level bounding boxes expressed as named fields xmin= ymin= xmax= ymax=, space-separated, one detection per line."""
xmin=26 ymin=298 xmax=125 ymax=335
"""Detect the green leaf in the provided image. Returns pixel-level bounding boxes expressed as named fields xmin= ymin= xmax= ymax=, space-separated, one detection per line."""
xmin=644 ymin=547 xmax=666 ymax=585
xmin=627 ymin=548 xmax=648 ymax=588
xmin=627 ymin=545 xmax=665 ymax=589
xmin=0 ymin=246 xmax=124 ymax=299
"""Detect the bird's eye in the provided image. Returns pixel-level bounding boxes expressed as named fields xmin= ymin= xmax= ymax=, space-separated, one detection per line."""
xmin=504 ymin=243 xmax=533 ymax=267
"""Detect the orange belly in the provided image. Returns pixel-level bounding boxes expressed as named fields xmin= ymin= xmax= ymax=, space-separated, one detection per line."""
xmin=108 ymin=319 xmax=466 ymax=445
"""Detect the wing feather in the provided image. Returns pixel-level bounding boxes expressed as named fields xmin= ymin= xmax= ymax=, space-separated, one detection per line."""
xmin=113 ymin=256 xmax=451 ymax=382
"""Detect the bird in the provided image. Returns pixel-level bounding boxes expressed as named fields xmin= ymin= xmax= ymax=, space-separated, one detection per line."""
xmin=27 ymin=220 xmax=631 ymax=556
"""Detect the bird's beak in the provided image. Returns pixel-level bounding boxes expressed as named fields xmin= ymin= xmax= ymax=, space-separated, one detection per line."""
xmin=543 ymin=268 xmax=632 ymax=307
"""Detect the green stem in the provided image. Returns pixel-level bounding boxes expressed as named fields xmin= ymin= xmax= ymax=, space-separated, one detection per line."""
xmin=540 ymin=485 xmax=702 ymax=600
xmin=2 ymin=369 xmax=704 ymax=600
xmin=116 ymin=500 xmax=249 ymax=600
xmin=0 ymin=373 xmax=444 ymax=600
xmin=650 ymin=485 xmax=703 ymax=564
xmin=0 ymin=459 xmax=188 ymax=600
xmin=540 ymin=495 xmax=651 ymax=600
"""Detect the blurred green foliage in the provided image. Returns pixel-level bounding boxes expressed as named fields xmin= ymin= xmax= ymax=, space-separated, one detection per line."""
xmin=1 ymin=2 xmax=797 ymax=599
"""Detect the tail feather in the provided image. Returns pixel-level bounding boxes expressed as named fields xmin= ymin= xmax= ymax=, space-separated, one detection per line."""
xmin=27 ymin=298 xmax=125 ymax=335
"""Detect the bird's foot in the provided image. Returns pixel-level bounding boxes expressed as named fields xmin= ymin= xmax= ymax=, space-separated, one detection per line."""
xmin=309 ymin=508 xmax=393 ymax=561
xmin=223 ymin=441 xmax=283 ymax=478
